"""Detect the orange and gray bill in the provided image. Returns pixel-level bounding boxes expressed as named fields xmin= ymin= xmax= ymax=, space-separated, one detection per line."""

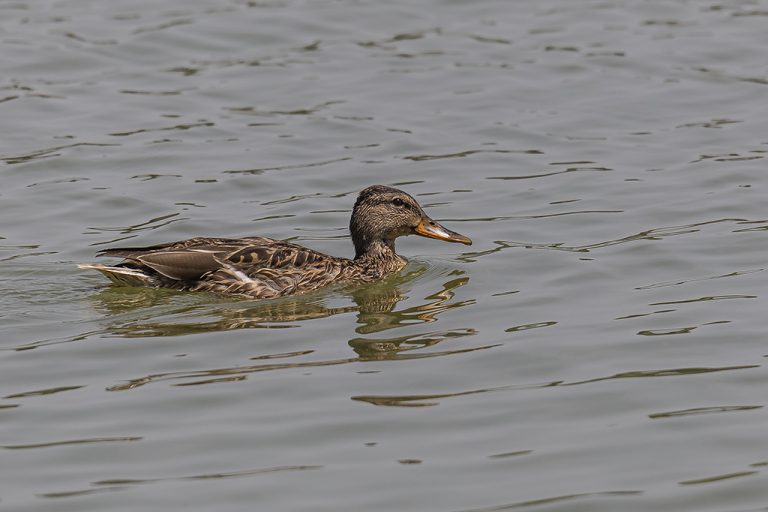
xmin=414 ymin=218 xmax=472 ymax=245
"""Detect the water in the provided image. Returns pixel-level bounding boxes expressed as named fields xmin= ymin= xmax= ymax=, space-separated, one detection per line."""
xmin=2 ymin=0 xmax=768 ymax=510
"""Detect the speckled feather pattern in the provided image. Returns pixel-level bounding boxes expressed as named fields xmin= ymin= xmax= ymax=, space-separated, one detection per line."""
xmin=79 ymin=186 xmax=469 ymax=299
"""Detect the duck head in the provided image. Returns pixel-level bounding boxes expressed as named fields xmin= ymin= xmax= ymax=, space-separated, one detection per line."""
xmin=350 ymin=185 xmax=472 ymax=259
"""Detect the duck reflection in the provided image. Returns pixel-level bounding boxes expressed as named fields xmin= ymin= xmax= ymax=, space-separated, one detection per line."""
xmin=92 ymin=286 xmax=359 ymax=335
xmin=90 ymin=265 xmax=471 ymax=340
xmin=349 ymin=274 xmax=475 ymax=360
xmin=87 ymin=265 xmax=486 ymax=391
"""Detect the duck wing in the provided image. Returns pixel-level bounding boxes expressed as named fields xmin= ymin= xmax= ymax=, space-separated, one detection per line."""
xmin=96 ymin=237 xmax=272 ymax=259
xmin=202 ymin=244 xmax=343 ymax=298
xmin=97 ymin=237 xmax=342 ymax=297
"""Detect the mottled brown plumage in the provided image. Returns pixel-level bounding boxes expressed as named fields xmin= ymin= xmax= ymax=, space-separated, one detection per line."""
xmin=79 ymin=185 xmax=472 ymax=299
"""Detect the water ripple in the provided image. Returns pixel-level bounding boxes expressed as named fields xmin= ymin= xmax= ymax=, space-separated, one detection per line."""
xmin=3 ymin=436 xmax=142 ymax=450
xmin=484 ymin=218 xmax=758 ymax=255
xmin=108 ymin=121 xmax=214 ymax=137
xmin=38 ymin=465 xmax=321 ymax=499
xmin=106 ymin=342 xmax=498 ymax=392
xmin=1 ymin=142 xmax=119 ymax=165
xmin=4 ymin=385 xmax=84 ymax=399
xmin=679 ymin=471 xmax=759 ymax=486
xmin=351 ymin=379 xmax=551 ymax=407
xmin=227 ymin=100 xmax=343 ymax=117
xmin=404 ymin=149 xmax=542 ymax=161
xmin=649 ymin=405 xmax=762 ymax=419
xmin=636 ymin=268 xmax=764 ymax=290
xmin=560 ymin=365 xmax=759 ymax=387
xmin=487 ymin=166 xmax=611 ymax=181
xmin=223 ymin=157 xmax=352 ymax=175
xmin=85 ymin=213 xmax=185 ymax=235
xmin=455 ymin=490 xmax=643 ymax=512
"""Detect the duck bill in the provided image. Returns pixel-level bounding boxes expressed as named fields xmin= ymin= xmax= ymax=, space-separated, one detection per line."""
xmin=414 ymin=218 xmax=472 ymax=246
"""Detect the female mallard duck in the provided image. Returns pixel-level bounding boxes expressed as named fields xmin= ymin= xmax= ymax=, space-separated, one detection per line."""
xmin=79 ymin=185 xmax=471 ymax=299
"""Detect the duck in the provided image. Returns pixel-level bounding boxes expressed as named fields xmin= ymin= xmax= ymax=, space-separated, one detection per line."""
xmin=79 ymin=185 xmax=472 ymax=299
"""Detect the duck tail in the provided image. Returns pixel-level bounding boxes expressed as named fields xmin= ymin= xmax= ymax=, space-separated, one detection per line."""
xmin=78 ymin=263 xmax=158 ymax=287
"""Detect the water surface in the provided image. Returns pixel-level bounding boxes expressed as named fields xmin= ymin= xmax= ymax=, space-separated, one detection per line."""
xmin=2 ymin=1 xmax=768 ymax=510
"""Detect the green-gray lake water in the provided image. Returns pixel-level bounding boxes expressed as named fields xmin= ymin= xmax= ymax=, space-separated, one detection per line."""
xmin=2 ymin=1 xmax=767 ymax=510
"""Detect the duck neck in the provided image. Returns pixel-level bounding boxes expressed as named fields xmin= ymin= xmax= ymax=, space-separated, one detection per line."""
xmin=355 ymin=237 xmax=395 ymax=261
xmin=353 ymin=238 xmax=405 ymax=274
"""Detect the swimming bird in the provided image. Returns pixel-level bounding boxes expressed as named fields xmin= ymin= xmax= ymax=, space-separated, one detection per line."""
xmin=79 ymin=185 xmax=472 ymax=299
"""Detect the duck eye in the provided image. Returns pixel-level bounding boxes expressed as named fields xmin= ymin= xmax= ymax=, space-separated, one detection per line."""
xmin=392 ymin=198 xmax=405 ymax=207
